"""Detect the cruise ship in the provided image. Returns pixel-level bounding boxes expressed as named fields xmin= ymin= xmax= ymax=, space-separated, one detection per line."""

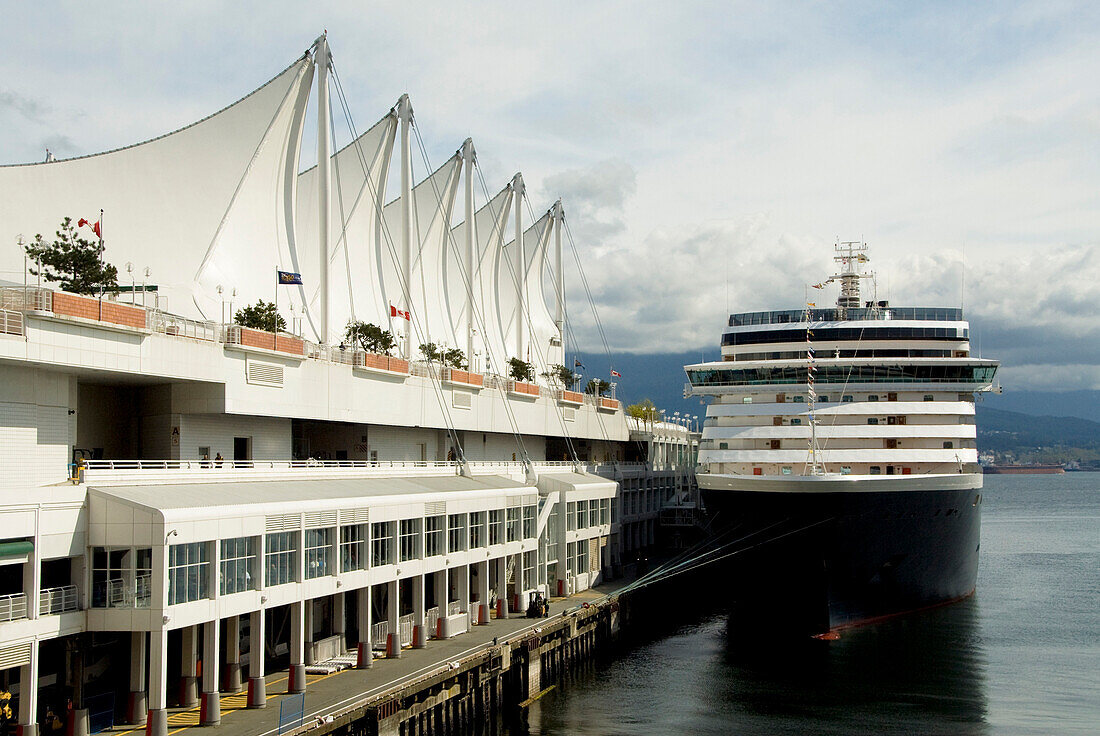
xmin=685 ymin=242 xmax=1000 ymax=634
xmin=0 ymin=37 xmax=694 ymax=736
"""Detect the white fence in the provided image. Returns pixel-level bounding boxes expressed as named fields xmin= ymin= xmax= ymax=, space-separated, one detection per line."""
xmin=0 ymin=592 xmax=27 ymax=622
xmin=39 ymin=585 xmax=79 ymax=615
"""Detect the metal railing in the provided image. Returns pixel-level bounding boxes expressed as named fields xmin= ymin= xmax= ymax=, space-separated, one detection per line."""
xmin=148 ymin=312 xmax=217 ymax=341
xmin=398 ymin=613 xmax=414 ymax=646
xmin=370 ymin=620 xmax=389 ymax=647
xmin=0 ymin=308 xmax=23 ymax=336
xmin=0 ymin=592 xmax=27 ymax=622
xmin=446 ymin=600 xmax=462 ymax=616
xmin=39 ymin=584 xmax=79 ymax=615
xmin=0 ymin=286 xmax=52 ymax=311
xmin=95 ymin=573 xmax=151 ymax=609
xmin=425 ymin=606 xmax=440 ymax=636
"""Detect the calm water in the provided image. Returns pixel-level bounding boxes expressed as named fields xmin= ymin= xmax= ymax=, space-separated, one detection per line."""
xmin=524 ymin=474 xmax=1100 ymax=735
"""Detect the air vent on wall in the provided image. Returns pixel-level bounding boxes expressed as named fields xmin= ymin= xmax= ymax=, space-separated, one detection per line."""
xmin=341 ymin=508 xmax=369 ymax=525
xmin=247 ymin=358 xmax=284 ymax=387
xmin=452 ymin=390 xmax=472 ymax=409
xmin=265 ymin=513 xmax=299 ymax=533
xmin=425 ymin=501 xmax=446 ymax=515
xmin=304 ymin=510 xmax=338 ymax=529
xmin=563 ymin=408 xmax=576 ymax=422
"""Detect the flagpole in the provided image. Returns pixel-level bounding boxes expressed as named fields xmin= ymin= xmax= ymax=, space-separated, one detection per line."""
xmin=274 ymin=265 xmax=279 ymax=350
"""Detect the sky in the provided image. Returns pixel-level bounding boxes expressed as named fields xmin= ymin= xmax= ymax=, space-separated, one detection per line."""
xmin=3 ymin=1 xmax=1099 ymax=393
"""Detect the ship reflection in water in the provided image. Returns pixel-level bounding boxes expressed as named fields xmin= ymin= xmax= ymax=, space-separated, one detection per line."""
xmin=721 ymin=599 xmax=988 ymax=735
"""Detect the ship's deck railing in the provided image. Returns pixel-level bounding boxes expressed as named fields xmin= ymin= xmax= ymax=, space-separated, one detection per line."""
xmin=728 ymin=306 xmax=964 ymax=327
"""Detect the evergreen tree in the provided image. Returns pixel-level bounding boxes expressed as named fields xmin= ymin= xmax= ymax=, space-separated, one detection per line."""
xmin=235 ymin=300 xmax=286 ymax=332
xmin=345 ymin=320 xmax=395 ymax=355
xmin=24 ymin=217 xmax=119 ymax=295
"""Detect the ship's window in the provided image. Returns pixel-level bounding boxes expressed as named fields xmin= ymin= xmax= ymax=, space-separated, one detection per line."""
xmin=819 ymin=395 xmax=829 ymax=402
xmin=773 ymin=417 xmax=783 ymax=426
xmin=867 ymin=418 xmax=879 ymax=425
xmin=888 ymin=392 xmax=898 ymax=401
xmin=885 ymin=438 xmax=898 ymax=449
xmin=719 ymin=442 xmax=728 ymax=450
xmin=742 ymin=397 xmax=753 ymax=404
xmin=776 ymin=393 xmax=786 ymax=403
xmin=791 ymin=418 xmax=802 ymax=425
xmin=840 ymin=466 xmax=852 ymax=475
xmin=887 ymin=416 xmax=896 ymax=425
xmin=869 ymin=466 xmax=882 ymax=475
xmin=923 ymin=394 xmax=934 ymax=402
xmin=769 ymin=439 xmax=781 ymax=449
xmin=792 ymin=396 xmax=805 ymax=403
xmin=842 ymin=395 xmax=853 ymax=403
xmin=868 ymin=394 xmax=879 ymax=402
xmin=886 ymin=466 xmax=895 ymax=475
xmin=781 ymin=466 xmax=792 ymax=475
xmin=943 ymin=441 xmax=954 ymax=449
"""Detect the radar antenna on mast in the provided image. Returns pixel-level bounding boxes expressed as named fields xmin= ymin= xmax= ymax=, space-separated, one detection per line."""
xmin=831 ymin=240 xmax=873 ymax=318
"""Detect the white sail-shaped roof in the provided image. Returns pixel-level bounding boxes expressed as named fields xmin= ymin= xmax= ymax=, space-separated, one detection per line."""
xmin=379 ymin=155 xmax=463 ymax=349
xmin=497 ymin=212 xmax=554 ymax=369
xmin=450 ymin=184 xmax=513 ymax=373
xmin=0 ymin=57 xmax=315 ymax=321
xmin=295 ymin=112 xmax=398 ymax=341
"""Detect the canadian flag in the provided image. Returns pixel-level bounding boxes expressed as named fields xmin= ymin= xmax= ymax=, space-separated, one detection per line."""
xmin=390 ymin=304 xmax=410 ymax=320
xmin=610 ymin=369 xmax=621 ymax=378
xmin=77 ymin=218 xmax=101 ymax=239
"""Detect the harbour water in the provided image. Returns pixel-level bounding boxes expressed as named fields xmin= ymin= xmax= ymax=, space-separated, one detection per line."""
xmin=521 ymin=474 xmax=1100 ymax=735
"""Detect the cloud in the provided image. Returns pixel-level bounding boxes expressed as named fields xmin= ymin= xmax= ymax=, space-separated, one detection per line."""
xmin=0 ymin=89 xmax=52 ymax=123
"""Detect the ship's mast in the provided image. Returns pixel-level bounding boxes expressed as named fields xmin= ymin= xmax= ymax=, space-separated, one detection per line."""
xmin=832 ymin=240 xmax=872 ymax=319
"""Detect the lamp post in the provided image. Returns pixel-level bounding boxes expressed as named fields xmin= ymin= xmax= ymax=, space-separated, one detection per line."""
xmin=143 ymin=267 xmax=151 ymax=308
xmin=126 ymin=262 xmax=135 ymax=304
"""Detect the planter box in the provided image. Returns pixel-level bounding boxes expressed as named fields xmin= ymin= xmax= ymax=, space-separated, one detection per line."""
xmin=506 ymin=380 xmax=540 ymax=398
xmin=598 ymin=397 xmax=620 ymax=412
xmin=356 ymin=352 xmax=410 ymax=375
xmin=557 ymin=390 xmax=584 ymax=406
xmin=233 ymin=326 xmax=304 ymax=356
xmin=51 ymin=291 xmax=147 ymax=330
xmin=445 ymin=369 xmax=484 ymax=388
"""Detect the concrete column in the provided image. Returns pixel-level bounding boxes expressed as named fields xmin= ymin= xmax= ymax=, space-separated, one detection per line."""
xmin=477 ymin=561 xmax=490 ymax=624
xmin=304 ymin=599 xmax=316 ymax=664
xmin=247 ymin=610 xmax=266 ymax=708
xmin=147 ymin=628 xmax=169 ymax=736
xmin=433 ymin=571 xmax=447 ymax=637
xmin=385 ymin=579 xmax=401 ymax=658
xmin=289 ymin=601 xmax=306 ymax=693
xmin=224 ymin=615 xmax=242 ymax=693
xmin=494 ymin=556 xmax=509 ymax=618
xmin=411 ymin=575 xmax=427 ymax=648
xmin=16 ymin=639 xmax=39 ymax=736
xmin=356 ymin=586 xmax=372 ymax=668
xmin=200 ymin=619 xmax=220 ymax=725
xmin=514 ymin=553 xmax=528 ymax=613
xmin=179 ymin=625 xmax=199 ymax=707
xmin=457 ymin=564 xmax=470 ymax=624
xmin=333 ymin=591 xmax=346 ymax=649
xmin=23 ymin=551 xmax=41 ymax=620
xmin=126 ymin=632 xmax=147 ymax=725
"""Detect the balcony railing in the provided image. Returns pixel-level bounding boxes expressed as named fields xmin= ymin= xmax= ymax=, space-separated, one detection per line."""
xmin=426 ymin=606 xmax=440 ymax=637
xmin=40 ymin=585 xmax=80 ymax=615
xmin=0 ymin=309 xmax=24 ymax=337
xmin=93 ymin=574 xmax=151 ymax=609
xmin=149 ymin=312 xmax=217 ymax=342
xmin=0 ymin=592 xmax=27 ymax=622
xmin=399 ymin=613 xmax=414 ymax=646
xmin=446 ymin=600 xmax=462 ymax=616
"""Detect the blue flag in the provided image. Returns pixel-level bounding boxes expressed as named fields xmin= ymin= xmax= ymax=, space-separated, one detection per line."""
xmin=278 ymin=271 xmax=303 ymax=285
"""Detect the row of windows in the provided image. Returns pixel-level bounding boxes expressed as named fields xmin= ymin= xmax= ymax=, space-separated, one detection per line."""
xmin=739 ymin=393 xmax=938 ymax=403
xmin=730 ymin=349 xmax=957 ymax=361
xmin=728 ymin=307 xmax=964 ymax=326
xmin=721 ymin=326 xmax=968 ymax=347
xmin=566 ymin=499 xmax=612 ymax=530
xmin=689 ymin=364 xmax=997 ymax=387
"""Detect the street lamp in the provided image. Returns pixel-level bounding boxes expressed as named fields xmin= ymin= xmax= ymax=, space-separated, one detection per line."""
xmin=126 ymin=262 xmax=135 ymax=303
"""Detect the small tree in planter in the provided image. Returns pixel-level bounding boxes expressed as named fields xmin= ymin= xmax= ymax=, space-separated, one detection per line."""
xmin=542 ymin=363 xmax=580 ymax=389
xmin=345 ymin=320 xmax=395 ymax=355
xmin=585 ymin=378 xmax=610 ymax=396
xmin=24 ymin=217 xmax=119 ymax=295
xmin=235 ymin=300 xmax=285 ymax=332
xmin=420 ymin=342 xmax=468 ymax=370
xmin=508 ymin=357 xmax=535 ymax=383
xmin=627 ymin=398 xmax=658 ymax=422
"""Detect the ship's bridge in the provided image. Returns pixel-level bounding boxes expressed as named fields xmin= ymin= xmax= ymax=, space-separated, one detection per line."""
xmin=685 ymin=357 xmax=999 ymax=392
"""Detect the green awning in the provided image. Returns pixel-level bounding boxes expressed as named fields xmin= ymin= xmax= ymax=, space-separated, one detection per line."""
xmin=0 ymin=540 xmax=33 ymax=561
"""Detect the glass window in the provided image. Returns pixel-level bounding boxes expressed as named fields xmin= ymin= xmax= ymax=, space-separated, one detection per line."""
xmin=448 ymin=513 xmax=467 ymax=552
xmin=577 ymin=539 xmax=589 ymax=573
xmin=868 ymin=395 xmax=879 ymax=402
xmin=600 ymin=499 xmax=610 ymax=525
xmin=868 ymin=418 xmax=879 ymax=425
xmin=506 ymin=507 xmax=521 ymax=542
xmin=842 ymin=395 xmax=854 ymax=402
xmin=523 ymin=551 xmax=536 ymax=586
xmin=265 ymin=532 xmax=297 ymax=587
xmin=576 ymin=500 xmax=588 ymax=529
xmin=791 ymin=418 xmax=802 ymax=426
xmin=523 ymin=505 xmax=536 ymax=539
xmin=924 ymin=394 xmax=935 ymax=401
xmin=469 ymin=511 xmax=486 ymax=549
xmin=371 ymin=521 xmax=394 ymax=566
xmin=792 ymin=396 xmax=804 ymax=403
xmin=943 ymin=441 xmax=954 ymax=449
xmin=304 ymin=528 xmax=333 ymax=579
xmin=869 ymin=466 xmax=882 ymax=475
xmin=169 ymin=542 xmax=210 ymax=605
xmin=489 ymin=509 xmax=504 ymax=545
xmin=819 ymin=395 xmax=830 ymax=403
xmin=340 ymin=524 xmax=366 ymax=572
xmin=781 ymin=466 xmax=792 ymax=475
xmin=841 ymin=466 xmax=852 ymax=475
xmin=400 ymin=519 xmax=422 ymax=562
xmin=567 ymin=502 xmax=577 ymax=531
xmin=425 ymin=515 xmax=445 ymax=557
xmin=566 ymin=541 xmax=576 ymax=574
xmin=588 ymin=501 xmax=599 ymax=528
xmin=220 ymin=537 xmax=256 ymax=595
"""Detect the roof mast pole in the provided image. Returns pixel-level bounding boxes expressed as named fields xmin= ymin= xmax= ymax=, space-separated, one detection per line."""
xmin=512 ymin=173 xmax=525 ymax=363
xmin=462 ymin=138 xmax=476 ymax=369
xmin=552 ymin=200 xmax=565 ymax=366
xmin=315 ymin=34 xmax=332 ymax=345
xmin=398 ymin=94 xmax=414 ymax=360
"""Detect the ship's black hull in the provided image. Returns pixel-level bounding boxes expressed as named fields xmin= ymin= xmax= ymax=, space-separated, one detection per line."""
xmin=702 ymin=482 xmax=982 ymax=633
